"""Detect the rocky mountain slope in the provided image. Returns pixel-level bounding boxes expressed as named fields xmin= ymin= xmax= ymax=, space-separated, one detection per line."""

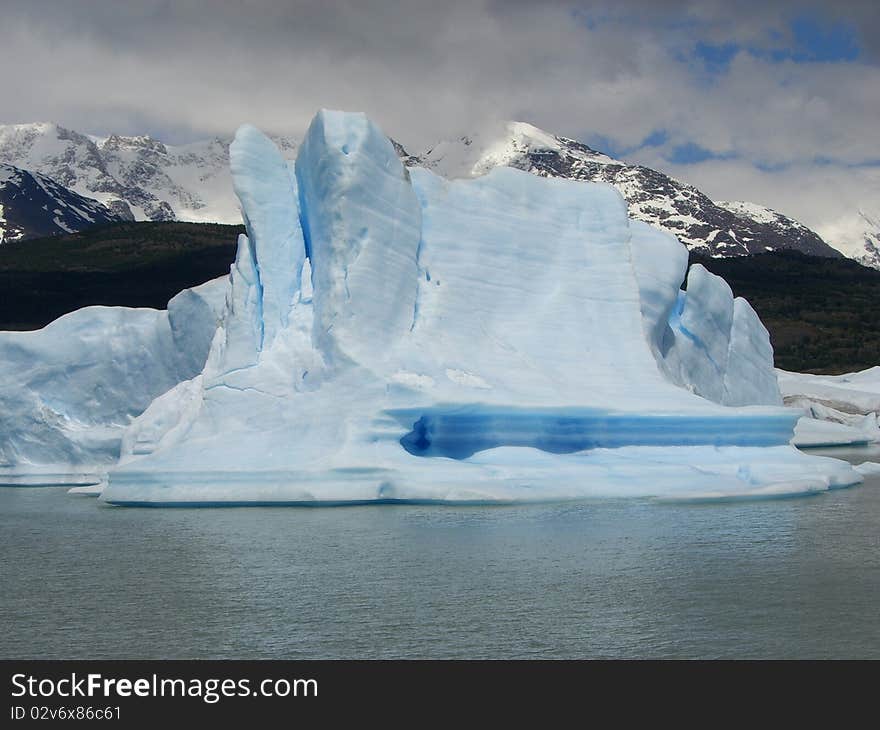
xmin=0 ymin=163 xmax=124 ymax=243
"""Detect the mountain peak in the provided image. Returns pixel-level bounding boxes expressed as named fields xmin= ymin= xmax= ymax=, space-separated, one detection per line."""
xmin=417 ymin=120 xmax=613 ymax=179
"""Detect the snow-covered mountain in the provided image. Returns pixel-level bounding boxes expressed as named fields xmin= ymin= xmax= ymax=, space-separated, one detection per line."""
xmin=816 ymin=209 xmax=880 ymax=271
xmin=0 ymin=163 xmax=124 ymax=244
xmin=0 ymin=119 xmax=849 ymax=261
xmin=0 ymin=122 xmax=297 ymax=225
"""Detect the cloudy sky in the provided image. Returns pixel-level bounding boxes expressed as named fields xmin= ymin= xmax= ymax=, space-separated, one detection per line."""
xmin=1 ymin=0 xmax=877 ymax=233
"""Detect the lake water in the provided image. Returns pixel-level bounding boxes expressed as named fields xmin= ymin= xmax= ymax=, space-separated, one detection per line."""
xmin=2 ymin=445 xmax=879 ymax=659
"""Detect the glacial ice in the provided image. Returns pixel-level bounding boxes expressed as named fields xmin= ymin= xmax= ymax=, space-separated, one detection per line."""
xmin=0 ymin=278 xmax=225 ymax=484
xmin=229 ymin=124 xmax=305 ymax=350
xmin=295 ymin=111 xmax=421 ymax=368
xmin=0 ymin=109 xmax=865 ymax=502
xmin=628 ymin=223 xmax=782 ymax=409
xmin=779 ymin=367 xmax=880 ymax=447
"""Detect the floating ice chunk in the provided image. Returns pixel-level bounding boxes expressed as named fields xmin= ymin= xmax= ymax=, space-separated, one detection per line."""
xmin=778 ymin=367 xmax=880 ymax=416
xmin=855 ymin=462 xmax=880 ymax=477
xmin=779 ymin=367 xmax=880 ymax=446
xmin=67 ymin=480 xmax=106 ymax=496
xmin=0 ymin=277 xmax=225 ymax=481
xmin=792 ymin=417 xmax=874 ymax=448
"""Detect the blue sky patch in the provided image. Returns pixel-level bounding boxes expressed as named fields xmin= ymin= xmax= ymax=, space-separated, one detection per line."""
xmin=641 ymin=129 xmax=669 ymax=148
xmin=684 ymin=14 xmax=860 ymax=79
xmin=694 ymin=42 xmax=740 ymax=74
xmin=582 ymin=132 xmax=630 ymax=159
xmin=749 ymin=16 xmax=860 ymax=64
xmin=579 ymin=129 xmax=670 ymax=160
xmin=785 ymin=16 xmax=860 ymax=62
xmin=666 ymin=143 xmax=737 ymax=165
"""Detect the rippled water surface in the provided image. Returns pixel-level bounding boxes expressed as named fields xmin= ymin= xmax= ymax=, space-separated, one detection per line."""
xmin=2 ymin=446 xmax=879 ymax=659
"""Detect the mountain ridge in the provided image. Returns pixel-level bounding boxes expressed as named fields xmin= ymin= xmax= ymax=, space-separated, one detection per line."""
xmin=0 ymin=118 xmax=864 ymax=264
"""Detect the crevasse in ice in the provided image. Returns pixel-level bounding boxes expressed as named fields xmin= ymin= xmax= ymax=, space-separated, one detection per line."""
xmin=83 ymin=109 xmax=860 ymax=504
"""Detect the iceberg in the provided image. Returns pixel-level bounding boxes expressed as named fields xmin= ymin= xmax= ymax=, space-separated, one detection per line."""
xmin=0 ymin=278 xmax=225 ymax=485
xmin=778 ymin=367 xmax=880 ymax=447
xmin=81 ymin=110 xmax=859 ymax=504
xmin=0 ymin=109 xmax=864 ymax=501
